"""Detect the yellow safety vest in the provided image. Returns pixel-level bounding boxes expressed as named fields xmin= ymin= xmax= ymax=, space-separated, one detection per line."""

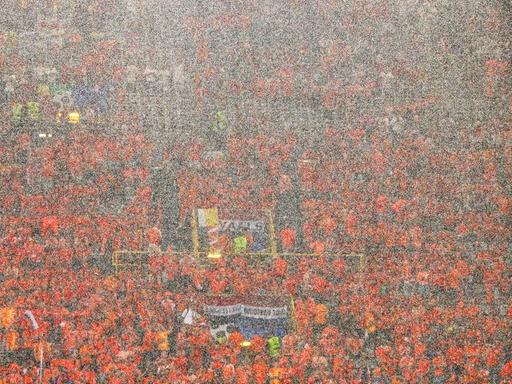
xmin=11 ymin=104 xmax=23 ymax=122
xmin=269 ymin=367 xmax=282 ymax=384
xmin=6 ymin=330 xmax=18 ymax=350
xmin=26 ymin=101 xmax=40 ymax=120
xmin=156 ymin=331 xmax=169 ymax=351
xmin=0 ymin=307 xmax=15 ymax=328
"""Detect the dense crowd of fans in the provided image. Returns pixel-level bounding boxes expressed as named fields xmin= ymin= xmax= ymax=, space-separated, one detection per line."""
xmin=1 ymin=0 xmax=511 ymax=383
xmin=1 ymin=237 xmax=511 ymax=383
xmin=0 ymin=126 xmax=511 ymax=383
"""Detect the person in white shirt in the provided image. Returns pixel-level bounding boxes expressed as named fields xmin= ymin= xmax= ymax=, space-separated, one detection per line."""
xmin=181 ymin=306 xmax=200 ymax=326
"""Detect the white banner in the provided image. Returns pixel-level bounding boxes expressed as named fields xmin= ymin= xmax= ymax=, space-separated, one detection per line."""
xmin=241 ymin=305 xmax=288 ymax=319
xmin=205 ymin=304 xmax=243 ymax=317
xmin=204 ymin=304 xmax=288 ymax=319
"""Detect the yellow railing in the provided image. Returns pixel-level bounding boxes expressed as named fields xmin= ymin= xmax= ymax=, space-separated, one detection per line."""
xmin=113 ymin=208 xmax=367 ymax=274
xmin=112 ymin=250 xmax=366 ymax=275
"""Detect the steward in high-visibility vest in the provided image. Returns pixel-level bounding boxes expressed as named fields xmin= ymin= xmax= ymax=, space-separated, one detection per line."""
xmin=210 ymin=111 xmax=227 ymax=150
xmin=26 ymin=101 xmax=40 ymax=121
xmin=11 ymin=103 xmax=23 ymax=123
xmin=233 ymin=235 xmax=248 ymax=254
xmin=212 ymin=111 xmax=227 ymax=134
xmin=216 ymin=331 xmax=227 ymax=345
xmin=268 ymin=336 xmax=281 ymax=358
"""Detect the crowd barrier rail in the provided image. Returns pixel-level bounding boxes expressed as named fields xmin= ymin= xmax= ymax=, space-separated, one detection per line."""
xmin=113 ymin=208 xmax=367 ymax=273
xmin=112 ymin=250 xmax=366 ymax=275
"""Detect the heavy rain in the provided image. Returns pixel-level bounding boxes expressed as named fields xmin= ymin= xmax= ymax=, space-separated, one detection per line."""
xmin=0 ymin=0 xmax=511 ymax=383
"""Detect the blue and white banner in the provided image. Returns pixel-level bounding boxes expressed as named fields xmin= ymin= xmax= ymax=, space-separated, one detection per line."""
xmin=204 ymin=296 xmax=288 ymax=339
xmin=204 ymin=303 xmax=287 ymax=319
xmin=219 ymin=219 xmax=265 ymax=234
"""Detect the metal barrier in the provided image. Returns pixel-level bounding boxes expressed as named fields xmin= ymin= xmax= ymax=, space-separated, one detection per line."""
xmin=113 ymin=208 xmax=367 ymax=274
xmin=112 ymin=249 xmax=366 ymax=275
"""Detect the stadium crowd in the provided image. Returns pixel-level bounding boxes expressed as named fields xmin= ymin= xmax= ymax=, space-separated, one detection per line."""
xmin=0 ymin=126 xmax=511 ymax=383
xmin=1 ymin=0 xmax=511 ymax=383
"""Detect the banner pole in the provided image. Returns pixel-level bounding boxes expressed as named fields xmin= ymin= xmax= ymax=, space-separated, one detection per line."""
xmin=39 ymin=341 xmax=43 ymax=384
xmin=114 ymin=251 xmax=119 ymax=276
xmin=359 ymin=253 xmax=367 ymax=272
xmin=267 ymin=210 xmax=278 ymax=258
xmin=191 ymin=209 xmax=200 ymax=258
xmin=289 ymin=295 xmax=297 ymax=332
